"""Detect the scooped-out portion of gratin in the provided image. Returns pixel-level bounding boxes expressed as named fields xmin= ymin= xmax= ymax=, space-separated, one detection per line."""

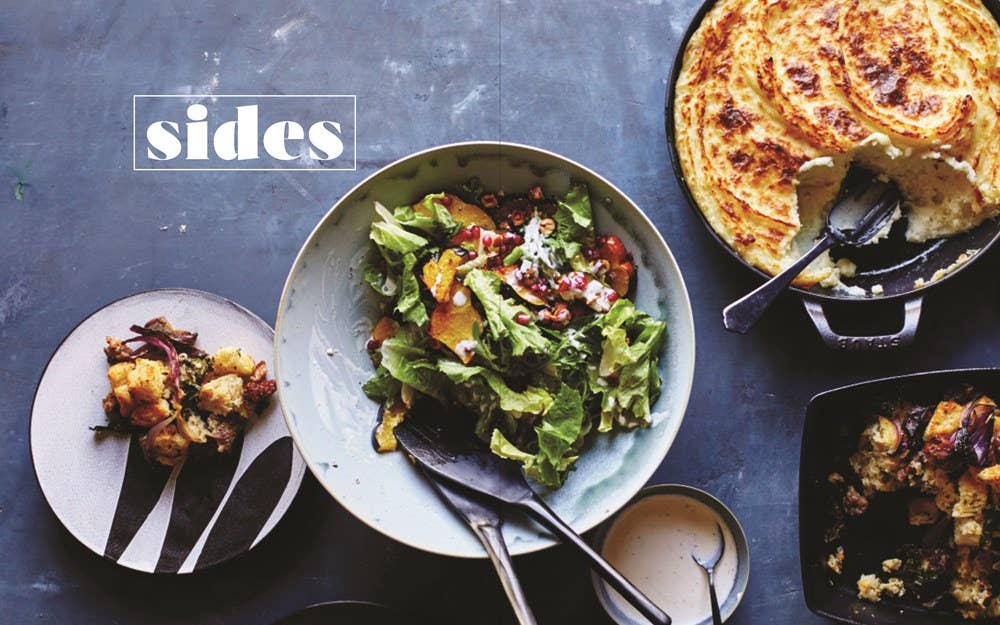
xmin=674 ymin=0 xmax=1000 ymax=288
xmin=826 ymin=387 xmax=1000 ymax=619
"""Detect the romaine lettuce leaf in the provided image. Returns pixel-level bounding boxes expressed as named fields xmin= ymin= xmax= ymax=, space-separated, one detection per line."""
xmin=536 ymin=385 xmax=584 ymax=466
xmin=392 ymin=193 xmax=459 ymax=239
xmin=370 ymin=202 xmax=430 ymax=256
xmin=464 ymin=269 xmax=551 ymax=358
xmin=362 ymin=365 xmax=401 ymax=405
xmin=591 ymin=300 xmax=666 ymax=431
xmin=395 ymin=253 xmax=428 ymax=327
xmin=490 ymin=430 xmax=536 ymax=464
xmin=379 ymin=328 xmax=446 ymax=402
xmin=363 ymin=262 xmax=399 ymax=297
xmin=438 ymin=360 xmax=553 ymax=416
xmin=554 ymin=183 xmax=594 ymax=242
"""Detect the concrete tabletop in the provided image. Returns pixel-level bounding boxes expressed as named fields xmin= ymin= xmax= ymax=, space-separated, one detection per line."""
xmin=3 ymin=1 xmax=999 ymax=623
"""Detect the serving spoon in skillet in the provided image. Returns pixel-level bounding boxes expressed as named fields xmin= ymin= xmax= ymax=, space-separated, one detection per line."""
xmin=723 ymin=167 xmax=902 ymax=334
xmin=395 ymin=416 xmax=672 ymax=625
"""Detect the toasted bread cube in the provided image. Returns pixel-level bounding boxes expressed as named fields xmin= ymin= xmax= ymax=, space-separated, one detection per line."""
xmin=908 ymin=497 xmax=939 ymax=525
xmin=211 ymin=346 xmax=256 ymax=378
xmin=857 ymin=574 xmax=883 ymax=602
xmin=127 ymin=358 xmax=168 ymax=402
xmin=924 ymin=400 xmax=965 ymax=441
xmin=978 ymin=465 xmax=1000 ymax=487
xmin=955 ymin=516 xmax=984 ymax=547
xmin=176 ymin=413 xmax=210 ymax=444
xmin=865 ymin=416 xmax=902 ymax=453
xmin=198 ymin=374 xmax=245 ymax=415
xmin=107 ymin=361 xmax=135 ymax=388
xmin=141 ymin=421 xmax=189 ymax=467
xmin=113 ymin=384 xmax=136 ymax=417
xmin=883 ymin=578 xmax=905 ymax=598
xmin=954 ymin=469 xmax=990 ymax=518
xmin=130 ymin=399 xmax=172 ymax=427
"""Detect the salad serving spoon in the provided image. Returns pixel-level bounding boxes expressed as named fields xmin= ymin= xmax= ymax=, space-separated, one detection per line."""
xmin=723 ymin=166 xmax=902 ymax=334
xmin=691 ymin=523 xmax=726 ymax=625
xmin=395 ymin=417 xmax=672 ymax=625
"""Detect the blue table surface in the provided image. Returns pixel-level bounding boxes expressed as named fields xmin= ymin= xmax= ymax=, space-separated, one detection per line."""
xmin=3 ymin=1 xmax=999 ymax=623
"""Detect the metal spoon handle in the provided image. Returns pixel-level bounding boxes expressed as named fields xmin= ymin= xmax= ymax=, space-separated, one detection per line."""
xmin=707 ymin=568 xmax=722 ymax=625
xmin=470 ymin=522 xmax=538 ymax=625
xmin=723 ymin=234 xmax=835 ymax=334
xmin=521 ymin=497 xmax=671 ymax=625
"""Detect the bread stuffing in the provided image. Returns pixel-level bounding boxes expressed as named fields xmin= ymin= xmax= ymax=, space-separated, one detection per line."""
xmin=96 ymin=317 xmax=277 ymax=466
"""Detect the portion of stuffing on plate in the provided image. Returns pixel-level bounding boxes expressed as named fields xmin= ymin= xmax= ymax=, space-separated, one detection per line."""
xmin=361 ymin=183 xmax=666 ymax=488
xmin=98 ymin=317 xmax=277 ymax=466
xmin=829 ymin=387 xmax=1000 ymax=619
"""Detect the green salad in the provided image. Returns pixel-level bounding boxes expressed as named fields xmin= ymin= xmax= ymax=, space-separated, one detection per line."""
xmin=361 ymin=182 xmax=666 ymax=488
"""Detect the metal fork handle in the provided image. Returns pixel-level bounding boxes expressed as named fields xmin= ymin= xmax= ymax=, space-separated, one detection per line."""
xmin=723 ymin=234 xmax=835 ymax=334
xmin=470 ymin=521 xmax=537 ymax=625
xmin=521 ymin=497 xmax=671 ymax=625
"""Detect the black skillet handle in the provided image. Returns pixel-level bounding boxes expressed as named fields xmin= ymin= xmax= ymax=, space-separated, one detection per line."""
xmin=520 ymin=497 xmax=671 ymax=625
xmin=802 ymin=296 xmax=923 ymax=351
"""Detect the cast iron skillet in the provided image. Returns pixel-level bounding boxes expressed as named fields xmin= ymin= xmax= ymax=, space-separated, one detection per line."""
xmin=800 ymin=368 xmax=1000 ymax=625
xmin=664 ymin=0 xmax=1000 ymax=351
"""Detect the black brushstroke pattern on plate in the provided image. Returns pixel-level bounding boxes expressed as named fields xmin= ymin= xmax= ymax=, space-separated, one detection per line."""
xmin=153 ymin=436 xmax=245 ymax=573
xmin=104 ymin=436 xmax=172 ymax=561
xmin=195 ymin=436 xmax=293 ymax=569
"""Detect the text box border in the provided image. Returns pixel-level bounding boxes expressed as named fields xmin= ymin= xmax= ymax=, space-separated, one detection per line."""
xmin=132 ymin=94 xmax=357 ymax=172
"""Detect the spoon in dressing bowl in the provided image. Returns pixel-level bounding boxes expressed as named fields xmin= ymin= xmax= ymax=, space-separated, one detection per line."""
xmin=691 ymin=523 xmax=726 ymax=625
xmin=722 ymin=167 xmax=902 ymax=334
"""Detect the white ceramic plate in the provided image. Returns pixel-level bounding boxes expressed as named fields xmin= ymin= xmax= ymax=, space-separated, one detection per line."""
xmin=30 ymin=288 xmax=306 ymax=573
xmin=275 ymin=142 xmax=696 ymax=558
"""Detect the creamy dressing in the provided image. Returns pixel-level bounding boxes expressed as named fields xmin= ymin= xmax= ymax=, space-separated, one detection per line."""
xmin=601 ymin=495 xmax=739 ymax=625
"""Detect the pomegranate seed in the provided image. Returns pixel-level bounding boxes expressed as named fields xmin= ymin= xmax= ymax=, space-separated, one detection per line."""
xmin=554 ymin=307 xmax=571 ymax=323
xmin=470 ymin=225 xmax=481 ymax=238
xmin=607 ymin=291 xmax=620 ymax=303
xmin=514 ymin=312 xmax=531 ymax=326
xmin=366 ymin=339 xmax=381 ymax=353
xmin=440 ymin=195 xmax=454 ymax=208
xmin=481 ymin=234 xmax=494 ymax=247
xmin=530 ymin=282 xmax=549 ymax=295
xmin=557 ymin=279 xmax=571 ymax=293
xmin=466 ymin=251 xmax=478 ymax=261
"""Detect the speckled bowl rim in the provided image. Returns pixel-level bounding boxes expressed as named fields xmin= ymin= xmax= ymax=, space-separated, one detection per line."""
xmin=273 ymin=141 xmax=697 ymax=558
xmin=590 ymin=484 xmax=751 ymax=625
